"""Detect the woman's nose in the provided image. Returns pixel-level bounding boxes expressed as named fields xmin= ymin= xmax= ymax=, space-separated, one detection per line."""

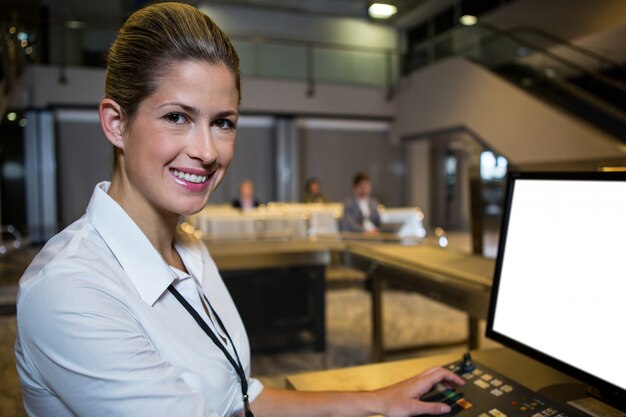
xmin=190 ymin=125 xmax=218 ymax=164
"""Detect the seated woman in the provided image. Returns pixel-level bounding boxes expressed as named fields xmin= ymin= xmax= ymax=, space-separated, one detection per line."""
xmin=14 ymin=3 xmax=463 ymax=417
xmin=303 ymin=177 xmax=328 ymax=203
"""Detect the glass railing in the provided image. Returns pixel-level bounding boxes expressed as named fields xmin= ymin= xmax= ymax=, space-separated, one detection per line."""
xmin=507 ymin=27 xmax=626 ymax=79
xmin=405 ymin=23 xmax=626 ymax=141
xmin=232 ymin=35 xmax=398 ymax=90
xmin=2 ymin=19 xmax=399 ymax=97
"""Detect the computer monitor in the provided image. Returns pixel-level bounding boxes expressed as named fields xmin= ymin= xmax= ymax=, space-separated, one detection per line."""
xmin=486 ymin=171 xmax=626 ymax=410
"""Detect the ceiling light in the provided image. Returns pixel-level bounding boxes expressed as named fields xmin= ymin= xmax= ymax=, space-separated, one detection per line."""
xmin=459 ymin=15 xmax=478 ymax=26
xmin=368 ymin=3 xmax=398 ymax=19
xmin=66 ymin=20 xmax=84 ymax=29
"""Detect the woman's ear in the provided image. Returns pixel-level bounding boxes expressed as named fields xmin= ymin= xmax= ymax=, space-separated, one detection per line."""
xmin=99 ymin=98 xmax=126 ymax=149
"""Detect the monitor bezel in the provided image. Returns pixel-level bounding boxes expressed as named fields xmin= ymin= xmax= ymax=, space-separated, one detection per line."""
xmin=486 ymin=170 xmax=626 ymax=406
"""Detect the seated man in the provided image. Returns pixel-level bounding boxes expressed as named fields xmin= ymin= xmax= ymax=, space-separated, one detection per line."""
xmin=341 ymin=173 xmax=381 ymax=233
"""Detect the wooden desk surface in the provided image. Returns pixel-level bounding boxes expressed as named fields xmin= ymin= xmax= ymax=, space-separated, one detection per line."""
xmin=347 ymin=242 xmax=495 ymax=288
xmin=287 ymin=348 xmax=577 ymax=393
xmin=205 ymin=238 xmax=344 ymax=270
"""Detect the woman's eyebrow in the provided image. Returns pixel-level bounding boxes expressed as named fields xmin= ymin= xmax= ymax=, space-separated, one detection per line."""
xmin=215 ymin=110 xmax=239 ymax=120
xmin=158 ymin=103 xmax=238 ymax=120
xmin=159 ymin=101 xmax=200 ymax=115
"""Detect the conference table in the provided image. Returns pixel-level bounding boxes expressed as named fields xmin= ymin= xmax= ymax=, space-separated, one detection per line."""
xmin=346 ymin=242 xmax=496 ymax=361
xmin=205 ymin=239 xmax=342 ymax=351
xmin=1 ymin=236 xmax=495 ymax=360
xmin=205 ymin=238 xmax=496 ymax=358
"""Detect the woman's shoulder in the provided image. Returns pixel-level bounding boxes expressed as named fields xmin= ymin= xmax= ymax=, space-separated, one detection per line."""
xmin=19 ymin=217 xmax=125 ymax=306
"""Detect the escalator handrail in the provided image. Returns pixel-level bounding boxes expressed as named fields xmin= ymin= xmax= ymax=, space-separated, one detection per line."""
xmin=456 ymin=22 xmax=626 ymax=98
xmin=507 ymin=26 xmax=625 ymax=75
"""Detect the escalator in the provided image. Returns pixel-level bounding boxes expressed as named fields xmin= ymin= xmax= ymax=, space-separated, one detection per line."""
xmin=405 ymin=23 xmax=626 ymax=142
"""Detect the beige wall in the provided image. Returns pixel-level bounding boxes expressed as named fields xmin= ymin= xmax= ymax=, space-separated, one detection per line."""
xmin=20 ymin=66 xmax=394 ymax=119
xmin=393 ymin=57 xmax=625 ymax=165
xmin=242 ymin=78 xmax=393 ymax=118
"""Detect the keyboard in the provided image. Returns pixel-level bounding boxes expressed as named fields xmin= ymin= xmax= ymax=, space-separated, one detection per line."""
xmin=419 ymin=356 xmax=584 ymax=417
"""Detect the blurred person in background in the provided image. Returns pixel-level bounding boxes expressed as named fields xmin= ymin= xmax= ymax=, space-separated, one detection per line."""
xmin=303 ymin=177 xmax=328 ymax=203
xmin=341 ymin=173 xmax=381 ymax=234
xmin=232 ymin=179 xmax=260 ymax=210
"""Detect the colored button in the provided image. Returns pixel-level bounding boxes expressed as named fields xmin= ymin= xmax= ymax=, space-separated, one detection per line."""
xmin=521 ymin=407 xmax=529 ymax=411
xmin=457 ymin=398 xmax=473 ymax=410
xmin=490 ymin=389 xmax=503 ymax=397
xmin=501 ymin=385 xmax=513 ymax=393
xmin=489 ymin=408 xmax=507 ymax=417
xmin=481 ymin=374 xmax=494 ymax=381
xmin=444 ymin=390 xmax=461 ymax=401
xmin=491 ymin=379 xmax=503 ymax=387
xmin=473 ymin=369 xmax=484 ymax=376
xmin=474 ymin=379 xmax=491 ymax=389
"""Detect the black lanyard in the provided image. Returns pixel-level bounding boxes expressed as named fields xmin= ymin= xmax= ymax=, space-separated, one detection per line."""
xmin=168 ymin=284 xmax=254 ymax=417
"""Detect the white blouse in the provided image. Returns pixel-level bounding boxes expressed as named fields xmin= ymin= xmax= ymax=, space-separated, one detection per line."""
xmin=15 ymin=181 xmax=263 ymax=417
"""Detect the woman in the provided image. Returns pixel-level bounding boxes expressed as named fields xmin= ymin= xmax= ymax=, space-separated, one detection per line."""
xmin=303 ymin=177 xmax=328 ymax=203
xmin=15 ymin=3 xmax=463 ymax=416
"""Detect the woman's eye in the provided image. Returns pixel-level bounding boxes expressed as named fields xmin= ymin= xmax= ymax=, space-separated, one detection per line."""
xmin=214 ymin=119 xmax=236 ymax=131
xmin=164 ymin=113 xmax=189 ymax=125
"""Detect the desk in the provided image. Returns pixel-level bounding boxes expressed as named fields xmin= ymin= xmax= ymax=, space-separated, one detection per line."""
xmin=347 ymin=243 xmax=495 ymax=361
xmin=0 ymin=238 xmax=495 ymax=359
xmin=206 ymin=239 xmax=340 ymax=352
xmin=205 ymin=239 xmax=342 ymax=271
xmin=287 ymin=348 xmax=578 ymax=411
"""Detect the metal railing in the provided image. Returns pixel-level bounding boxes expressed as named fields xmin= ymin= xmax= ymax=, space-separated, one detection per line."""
xmin=2 ymin=17 xmax=400 ymax=100
xmin=404 ymin=22 xmax=626 ymax=140
xmin=230 ymin=33 xmax=398 ymax=97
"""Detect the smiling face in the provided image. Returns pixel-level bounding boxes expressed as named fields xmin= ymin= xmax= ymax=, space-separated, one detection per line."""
xmin=104 ymin=60 xmax=239 ymax=221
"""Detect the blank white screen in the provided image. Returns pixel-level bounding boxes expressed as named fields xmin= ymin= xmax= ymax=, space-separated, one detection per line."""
xmin=492 ymin=179 xmax=626 ymax=389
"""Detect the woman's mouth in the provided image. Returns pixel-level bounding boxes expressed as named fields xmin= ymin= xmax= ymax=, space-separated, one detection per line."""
xmin=171 ymin=169 xmax=208 ymax=184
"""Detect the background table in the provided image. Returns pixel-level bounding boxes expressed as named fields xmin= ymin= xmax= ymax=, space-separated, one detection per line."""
xmin=347 ymin=242 xmax=495 ymax=361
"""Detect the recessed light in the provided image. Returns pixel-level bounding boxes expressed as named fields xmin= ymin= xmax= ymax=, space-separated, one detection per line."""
xmin=459 ymin=15 xmax=478 ymax=26
xmin=368 ymin=3 xmax=398 ymax=19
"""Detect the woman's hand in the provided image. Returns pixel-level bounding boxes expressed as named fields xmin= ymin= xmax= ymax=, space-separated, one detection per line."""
xmin=249 ymin=366 xmax=465 ymax=417
xmin=372 ymin=366 xmax=465 ymax=417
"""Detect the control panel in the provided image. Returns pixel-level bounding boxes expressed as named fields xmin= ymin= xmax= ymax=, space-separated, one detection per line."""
xmin=421 ymin=354 xmax=584 ymax=417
